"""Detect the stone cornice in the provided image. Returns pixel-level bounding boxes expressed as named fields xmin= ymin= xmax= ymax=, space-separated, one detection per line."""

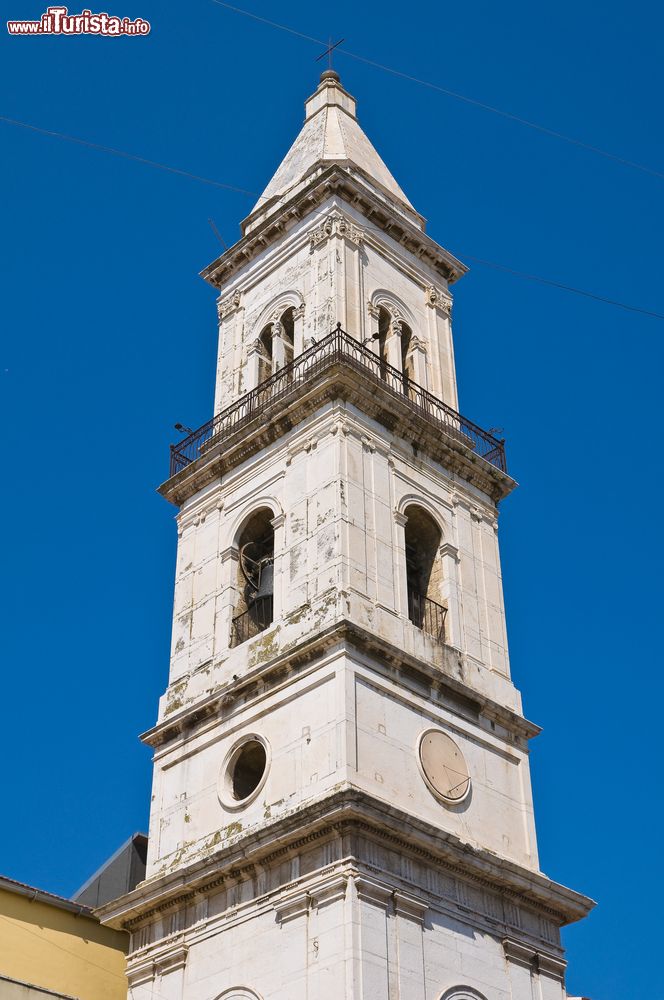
xmin=503 ymin=938 xmax=567 ymax=979
xmin=199 ymin=164 xmax=467 ymax=290
xmin=95 ymin=787 xmax=594 ymax=933
xmin=140 ymin=619 xmax=539 ymax=754
xmin=160 ymin=363 xmax=514 ymax=508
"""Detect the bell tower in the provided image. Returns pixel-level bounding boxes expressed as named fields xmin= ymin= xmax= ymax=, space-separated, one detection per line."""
xmin=99 ymin=71 xmax=593 ymax=1000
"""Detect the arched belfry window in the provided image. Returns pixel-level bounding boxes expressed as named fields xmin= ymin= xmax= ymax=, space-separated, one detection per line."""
xmin=257 ymin=306 xmax=296 ymax=383
xmin=373 ymin=303 xmax=415 ymax=390
xmin=230 ymin=509 xmax=275 ymax=647
xmin=215 ymin=990 xmax=263 ymax=1000
xmin=440 ymin=989 xmax=488 ymax=1000
xmin=258 ymin=324 xmax=273 ymax=384
xmin=399 ymin=321 xmax=414 ymax=391
xmin=404 ymin=504 xmax=447 ymax=642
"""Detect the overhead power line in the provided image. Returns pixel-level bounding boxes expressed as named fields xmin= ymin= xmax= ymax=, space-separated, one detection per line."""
xmin=1 ymin=111 xmax=662 ymax=321
xmin=0 ymin=114 xmax=258 ymax=196
xmin=210 ymin=0 xmax=664 ymax=182
xmin=460 ymin=254 xmax=664 ymax=321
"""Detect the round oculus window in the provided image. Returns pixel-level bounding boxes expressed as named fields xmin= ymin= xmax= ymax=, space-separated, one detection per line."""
xmin=418 ymin=730 xmax=470 ymax=803
xmin=218 ymin=735 xmax=270 ymax=809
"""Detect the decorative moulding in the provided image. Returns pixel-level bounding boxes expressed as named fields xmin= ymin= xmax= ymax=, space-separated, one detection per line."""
xmin=309 ymin=873 xmax=349 ymax=909
xmin=426 ymin=284 xmax=453 ymax=316
xmin=393 ymin=890 xmax=428 ymax=924
xmin=309 ymin=211 xmax=364 ymax=249
xmin=536 ymin=952 xmax=567 ymax=980
xmin=440 ymin=988 xmax=488 ymax=1000
xmin=274 ymin=890 xmax=310 ymax=924
xmin=155 ymin=943 xmax=188 ymax=975
xmin=217 ymin=289 xmax=242 ymax=321
xmin=126 ymin=956 xmax=156 ymax=988
xmin=502 ymin=938 xmax=566 ymax=980
xmin=439 ymin=541 xmax=460 ymax=563
xmin=353 ymin=875 xmax=393 ymax=908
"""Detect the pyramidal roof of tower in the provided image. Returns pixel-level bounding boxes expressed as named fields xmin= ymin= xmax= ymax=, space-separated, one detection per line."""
xmin=248 ymin=71 xmax=419 ymax=225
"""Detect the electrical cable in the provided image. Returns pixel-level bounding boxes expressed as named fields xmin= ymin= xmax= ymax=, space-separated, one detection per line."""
xmin=210 ymin=0 xmax=664 ymax=182
xmin=0 ymin=114 xmax=259 ymax=196
xmin=1 ymin=113 xmax=662 ymax=320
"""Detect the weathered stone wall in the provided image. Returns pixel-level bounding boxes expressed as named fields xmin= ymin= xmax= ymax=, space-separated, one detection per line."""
xmin=165 ymin=406 xmax=511 ymax=704
xmin=212 ymin=196 xmax=459 ymax=416
xmin=145 ymin=648 xmax=536 ymax=881
xmin=125 ymin=863 xmax=566 ymax=1000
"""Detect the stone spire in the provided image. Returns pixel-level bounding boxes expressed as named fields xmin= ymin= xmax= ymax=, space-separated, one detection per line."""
xmin=250 ymin=70 xmax=417 ymax=221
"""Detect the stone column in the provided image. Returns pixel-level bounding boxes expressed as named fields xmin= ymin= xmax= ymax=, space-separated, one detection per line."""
xmin=154 ymin=945 xmax=188 ymax=1000
xmin=502 ymin=940 xmax=567 ymax=1000
xmin=219 ymin=545 xmax=239 ymax=649
xmin=366 ymin=302 xmax=381 ymax=356
xmin=439 ymin=541 xmax=461 ymax=649
xmin=438 ymin=297 xmax=458 ymax=409
xmin=293 ymin=303 xmax=306 ymax=356
xmin=394 ymin=892 xmax=427 ymax=1000
xmin=271 ymin=319 xmax=286 ymax=370
xmin=406 ymin=335 xmax=428 ymax=390
xmin=354 ymin=877 xmax=393 ymax=998
xmin=394 ymin=509 xmax=409 ymax=620
xmin=425 ymin=285 xmax=456 ymax=406
xmin=271 ymin=512 xmax=287 ymax=620
xmin=385 ymin=316 xmax=403 ymax=371
xmin=245 ymin=338 xmax=265 ymax=392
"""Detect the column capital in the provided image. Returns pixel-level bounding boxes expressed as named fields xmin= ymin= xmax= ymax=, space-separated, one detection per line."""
xmin=154 ymin=943 xmax=188 ymax=975
xmin=439 ymin=541 xmax=460 ymax=562
xmin=426 ymin=284 xmax=452 ymax=316
xmin=274 ymin=890 xmax=310 ymax=924
xmin=354 ymin=875 xmax=393 ymax=908
xmin=393 ymin=890 xmax=428 ymax=924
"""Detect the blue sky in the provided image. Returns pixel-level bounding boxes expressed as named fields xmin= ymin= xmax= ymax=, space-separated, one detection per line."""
xmin=1 ymin=2 xmax=662 ymax=996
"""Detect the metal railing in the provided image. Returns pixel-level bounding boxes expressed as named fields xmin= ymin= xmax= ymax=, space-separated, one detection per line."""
xmin=408 ymin=590 xmax=447 ymax=643
xmin=169 ymin=326 xmax=506 ymax=478
xmin=230 ymin=595 xmax=274 ymax=648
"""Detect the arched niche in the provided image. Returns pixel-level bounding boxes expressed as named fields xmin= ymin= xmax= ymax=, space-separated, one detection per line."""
xmin=403 ymin=502 xmax=446 ymax=640
xmin=230 ymin=507 xmax=275 ymax=647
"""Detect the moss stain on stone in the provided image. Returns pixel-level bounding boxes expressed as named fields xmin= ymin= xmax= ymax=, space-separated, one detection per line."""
xmin=248 ymin=627 xmax=281 ymax=668
xmin=165 ymin=679 xmax=189 ymax=716
xmin=285 ymin=602 xmax=310 ymax=625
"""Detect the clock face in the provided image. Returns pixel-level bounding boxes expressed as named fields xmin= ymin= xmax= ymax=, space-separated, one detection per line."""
xmin=419 ymin=730 xmax=470 ymax=803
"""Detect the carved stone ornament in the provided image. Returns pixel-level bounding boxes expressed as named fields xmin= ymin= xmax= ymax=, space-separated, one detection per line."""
xmin=217 ymin=289 xmax=242 ymax=321
xmin=310 ymin=212 xmax=364 ymax=249
xmin=426 ymin=285 xmax=452 ymax=316
xmin=408 ymin=334 xmax=427 ymax=353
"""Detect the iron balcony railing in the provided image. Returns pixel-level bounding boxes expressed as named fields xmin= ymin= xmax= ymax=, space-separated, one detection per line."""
xmin=408 ymin=590 xmax=447 ymax=643
xmin=230 ymin=595 xmax=274 ymax=648
xmin=169 ymin=325 xmax=506 ymax=478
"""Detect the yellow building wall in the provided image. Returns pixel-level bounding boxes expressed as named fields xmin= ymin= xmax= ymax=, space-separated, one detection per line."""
xmin=0 ymin=887 xmax=128 ymax=1000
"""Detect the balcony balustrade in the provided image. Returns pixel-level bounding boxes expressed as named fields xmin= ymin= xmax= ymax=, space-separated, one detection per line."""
xmin=168 ymin=325 xmax=507 ymax=480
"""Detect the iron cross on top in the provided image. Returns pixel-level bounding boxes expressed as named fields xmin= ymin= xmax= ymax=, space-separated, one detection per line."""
xmin=316 ymin=36 xmax=345 ymax=69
